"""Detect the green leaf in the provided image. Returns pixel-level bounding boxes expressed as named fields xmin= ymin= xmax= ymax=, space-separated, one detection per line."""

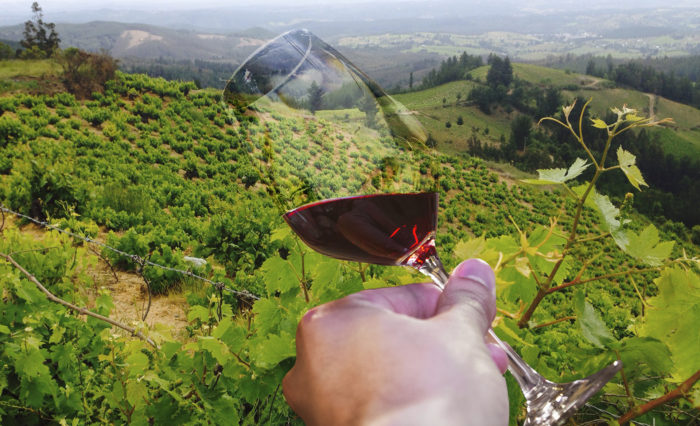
xmin=639 ymin=268 xmax=700 ymax=381
xmin=454 ymin=237 xmax=488 ymax=260
xmin=499 ymin=265 xmax=537 ymax=304
xmin=251 ymin=331 xmax=295 ymax=369
xmin=15 ymin=348 xmax=50 ymax=379
xmin=624 ymin=224 xmax=674 ymax=267
xmin=0 ymin=324 xmax=10 ymax=334
xmin=522 ymin=158 xmax=590 ymax=185
xmin=252 ymin=297 xmax=282 ymax=336
xmin=574 ymin=290 xmax=615 ymax=348
xmin=49 ymin=325 xmax=65 ymax=344
xmin=617 ymin=147 xmax=647 ymax=191
xmin=126 ymin=380 xmax=148 ymax=408
xmin=213 ymin=318 xmax=246 ymax=352
xmin=124 ymin=351 xmax=150 ymax=375
xmin=591 ymin=118 xmax=608 ymax=129
xmin=261 ymin=255 xmax=299 ymax=295
xmin=270 ymin=226 xmax=292 ymax=242
xmin=198 ymin=336 xmax=232 ymax=364
xmin=574 ymin=185 xmax=630 ymax=251
xmin=187 ymin=305 xmax=210 ymax=323
xmin=618 ymin=337 xmax=672 ymax=376
xmin=486 ymin=235 xmax=519 ymax=257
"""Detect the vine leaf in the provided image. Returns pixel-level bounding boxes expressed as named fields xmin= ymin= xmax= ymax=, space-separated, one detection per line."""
xmin=617 ymin=337 xmax=672 ymax=377
xmin=591 ymin=118 xmax=608 ymax=129
xmin=574 ymin=290 xmax=615 ymax=349
xmin=252 ymin=298 xmax=281 ymax=336
xmin=638 ymin=268 xmax=700 ymax=381
xmin=251 ymin=331 xmax=295 ymax=369
xmin=261 ymin=256 xmax=298 ymax=295
xmin=522 ymin=158 xmax=590 ymax=185
xmin=617 ymin=147 xmax=647 ymax=191
xmin=624 ymin=225 xmax=674 ymax=267
xmin=575 ymin=185 xmax=630 ymax=251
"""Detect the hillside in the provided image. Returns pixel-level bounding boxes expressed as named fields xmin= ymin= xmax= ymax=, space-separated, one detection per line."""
xmin=395 ymin=63 xmax=700 ymax=159
xmin=0 ymin=21 xmax=441 ymax=90
xmin=0 ymin=65 xmax=698 ymax=424
xmin=0 ymin=21 xmax=265 ymax=62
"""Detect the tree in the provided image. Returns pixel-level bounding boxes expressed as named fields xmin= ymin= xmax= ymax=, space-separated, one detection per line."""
xmin=509 ymin=114 xmax=532 ymax=152
xmin=0 ymin=42 xmax=14 ymax=59
xmin=21 ymin=2 xmax=60 ymax=58
xmin=409 ymin=72 xmax=414 ymax=90
xmin=307 ymin=81 xmax=323 ymax=115
xmin=358 ymin=93 xmax=378 ymax=128
xmin=486 ymin=54 xmax=513 ymax=89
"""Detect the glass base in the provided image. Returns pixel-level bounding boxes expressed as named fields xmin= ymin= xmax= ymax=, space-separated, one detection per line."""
xmin=522 ymin=360 xmax=623 ymax=426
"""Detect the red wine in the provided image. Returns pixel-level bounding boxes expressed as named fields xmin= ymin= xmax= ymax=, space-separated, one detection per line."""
xmin=284 ymin=192 xmax=438 ymax=266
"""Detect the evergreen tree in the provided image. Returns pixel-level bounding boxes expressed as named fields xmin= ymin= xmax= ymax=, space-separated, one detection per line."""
xmin=509 ymin=114 xmax=532 ymax=152
xmin=487 ymin=54 xmax=513 ymax=88
xmin=307 ymin=81 xmax=323 ymax=115
xmin=21 ymin=2 xmax=60 ymax=58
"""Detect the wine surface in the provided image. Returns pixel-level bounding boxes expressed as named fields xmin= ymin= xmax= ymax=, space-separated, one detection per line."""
xmin=284 ymin=192 xmax=438 ymax=265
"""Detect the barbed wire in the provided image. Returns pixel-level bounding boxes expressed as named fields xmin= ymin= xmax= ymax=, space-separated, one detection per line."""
xmin=0 ymin=205 xmax=260 ymax=303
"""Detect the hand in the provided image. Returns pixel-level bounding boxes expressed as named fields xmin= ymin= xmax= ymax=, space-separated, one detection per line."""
xmin=283 ymin=259 xmax=509 ymax=425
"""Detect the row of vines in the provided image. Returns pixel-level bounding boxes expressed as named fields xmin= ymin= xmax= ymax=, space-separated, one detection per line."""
xmin=0 ymin=71 xmax=698 ymax=424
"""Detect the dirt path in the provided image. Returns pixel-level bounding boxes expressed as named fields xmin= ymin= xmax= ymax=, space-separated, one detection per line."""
xmin=645 ymin=93 xmax=656 ymax=120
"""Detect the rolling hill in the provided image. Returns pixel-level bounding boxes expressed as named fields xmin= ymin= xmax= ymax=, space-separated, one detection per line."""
xmin=395 ymin=63 xmax=700 ymax=159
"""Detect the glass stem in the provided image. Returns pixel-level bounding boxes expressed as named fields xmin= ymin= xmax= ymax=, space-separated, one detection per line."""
xmin=417 ymin=252 xmax=544 ymax=398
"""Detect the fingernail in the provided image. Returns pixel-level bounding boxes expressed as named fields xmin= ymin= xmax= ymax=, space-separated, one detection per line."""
xmin=453 ymin=259 xmax=495 ymax=293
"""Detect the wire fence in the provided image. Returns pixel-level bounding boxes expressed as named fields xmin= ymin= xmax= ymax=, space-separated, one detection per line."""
xmin=0 ymin=205 xmax=260 ymax=319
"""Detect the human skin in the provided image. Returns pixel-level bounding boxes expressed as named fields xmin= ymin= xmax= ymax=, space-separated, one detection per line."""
xmin=283 ymin=259 xmax=509 ymax=425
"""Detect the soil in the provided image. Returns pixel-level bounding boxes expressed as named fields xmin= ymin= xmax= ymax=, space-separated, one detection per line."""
xmin=2 ymin=213 xmax=190 ymax=339
xmin=90 ymin=261 xmax=190 ymax=339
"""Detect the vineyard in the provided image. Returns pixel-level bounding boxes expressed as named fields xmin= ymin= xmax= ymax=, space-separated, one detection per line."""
xmin=0 ymin=71 xmax=698 ymax=424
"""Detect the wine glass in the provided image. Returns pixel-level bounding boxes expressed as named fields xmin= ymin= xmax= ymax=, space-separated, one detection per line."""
xmin=223 ymin=29 xmax=622 ymax=425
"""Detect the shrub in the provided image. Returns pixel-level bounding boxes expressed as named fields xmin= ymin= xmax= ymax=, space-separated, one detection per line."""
xmin=57 ymin=48 xmax=118 ymax=99
xmin=0 ymin=117 xmax=24 ymax=147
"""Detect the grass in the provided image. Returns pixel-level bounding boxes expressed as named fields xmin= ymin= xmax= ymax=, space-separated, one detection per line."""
xmin=0 ymin=59 xmax=60 ymax=79
xmin=394 ymin=62 xmax=700 ymax=160
xmin=562 ymin=87 xmax=700 ymax=158
xmin=394 ymin=80 xmax=513 ymax=153
xmin=0 ymin=59 xmax=62 ymax=94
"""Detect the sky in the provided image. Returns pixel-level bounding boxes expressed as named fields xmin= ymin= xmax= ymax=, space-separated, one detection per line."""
xmin=1 ymin=0 xmax=695 ymax=28
xmin=1 ymin=0 xmax=687 ymax=14
xmin=3 ymin=0 xmax=392 ymax=13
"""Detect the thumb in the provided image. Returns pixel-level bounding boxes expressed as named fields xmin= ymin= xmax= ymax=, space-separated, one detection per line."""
xmin=435 ymin=258 xmax=496 ymax=335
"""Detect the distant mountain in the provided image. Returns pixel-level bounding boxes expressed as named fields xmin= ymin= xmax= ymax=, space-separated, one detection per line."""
xmin=0 ymin=22 xmax=269 ymax=64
